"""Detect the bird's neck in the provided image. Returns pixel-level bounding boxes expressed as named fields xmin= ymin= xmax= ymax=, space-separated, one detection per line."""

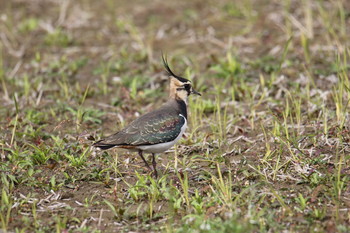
xmin=175 ymin=98 xmax=188 ymax=119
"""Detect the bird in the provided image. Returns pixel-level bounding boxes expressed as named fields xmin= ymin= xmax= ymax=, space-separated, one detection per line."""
xmin=93 ymin=55 xmax=201 ymax=177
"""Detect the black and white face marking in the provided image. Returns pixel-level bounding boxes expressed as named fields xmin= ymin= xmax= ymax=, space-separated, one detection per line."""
xmin=162 ymin=55 xmax=201 ymax=98
xmin=184 ymin=84 xmax=191 ymax=93
xmin=176 ymin=82 xmax=201 ymax=96
xmin=176 ymin=83 xmax=192 ymax=96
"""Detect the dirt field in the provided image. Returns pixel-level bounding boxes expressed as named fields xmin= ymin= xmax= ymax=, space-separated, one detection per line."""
xmin=1 ymin=0 xmax=350 ymax=232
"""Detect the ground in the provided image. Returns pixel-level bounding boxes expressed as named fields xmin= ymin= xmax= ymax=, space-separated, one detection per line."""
xmin=1 ymin=0 xmax=350 ymax=232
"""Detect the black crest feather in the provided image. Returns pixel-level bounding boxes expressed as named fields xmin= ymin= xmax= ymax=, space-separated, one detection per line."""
xmin=162 ymin=54 xmax=190 ymax=83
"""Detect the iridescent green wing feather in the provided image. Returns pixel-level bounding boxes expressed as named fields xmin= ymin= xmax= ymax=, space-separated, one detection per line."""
xmin=122 ymin=111 xmax=185 ymax=145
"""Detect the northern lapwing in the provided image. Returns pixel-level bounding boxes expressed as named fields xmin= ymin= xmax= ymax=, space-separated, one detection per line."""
xmin=93 ymin=55 xmax=201 ymax=177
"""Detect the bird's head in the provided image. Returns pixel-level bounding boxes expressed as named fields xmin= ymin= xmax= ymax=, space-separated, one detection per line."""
xmin=162 ymin=55 xmax=201 ymax=102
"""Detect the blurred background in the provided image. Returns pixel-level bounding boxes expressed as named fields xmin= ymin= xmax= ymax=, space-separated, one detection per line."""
xmin=2 ymin=0 xmax=349 ymax=125
xmin=1 ymin=0 xmax=349 ymax=101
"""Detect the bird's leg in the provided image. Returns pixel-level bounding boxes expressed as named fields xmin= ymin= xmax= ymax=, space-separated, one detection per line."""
xmin=152 ymin=153 xmax=158 ymax=178
xmin=138 ymin=150 xmax=152 ymax=171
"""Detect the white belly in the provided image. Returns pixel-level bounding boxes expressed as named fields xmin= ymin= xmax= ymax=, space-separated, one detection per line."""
xmin=136 ymin=114 xmax=187 ymax=153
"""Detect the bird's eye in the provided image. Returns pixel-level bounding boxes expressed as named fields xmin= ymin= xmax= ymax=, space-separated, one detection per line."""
xmin=184 ymin=84 xmax=191 ymax=90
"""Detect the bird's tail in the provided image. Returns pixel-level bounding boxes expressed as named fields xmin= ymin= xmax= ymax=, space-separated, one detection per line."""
xmin=93 ymin=140 xmax=116 ymax=150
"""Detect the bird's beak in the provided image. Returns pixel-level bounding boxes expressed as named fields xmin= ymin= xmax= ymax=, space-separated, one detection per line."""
xmin=191 ymin=89 xmax=201 ymax=96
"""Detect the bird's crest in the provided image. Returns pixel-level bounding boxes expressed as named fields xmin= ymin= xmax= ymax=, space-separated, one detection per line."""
xmin=162 ymin=54 xmax=191 ymax=84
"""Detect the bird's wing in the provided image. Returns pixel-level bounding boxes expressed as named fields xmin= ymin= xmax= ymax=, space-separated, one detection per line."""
xmin=95 ymin=109 xmax=186 ymax=148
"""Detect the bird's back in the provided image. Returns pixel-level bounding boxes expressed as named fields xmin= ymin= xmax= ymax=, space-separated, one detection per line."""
xmin=93 ymin=99 xmax=187 ymax=149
